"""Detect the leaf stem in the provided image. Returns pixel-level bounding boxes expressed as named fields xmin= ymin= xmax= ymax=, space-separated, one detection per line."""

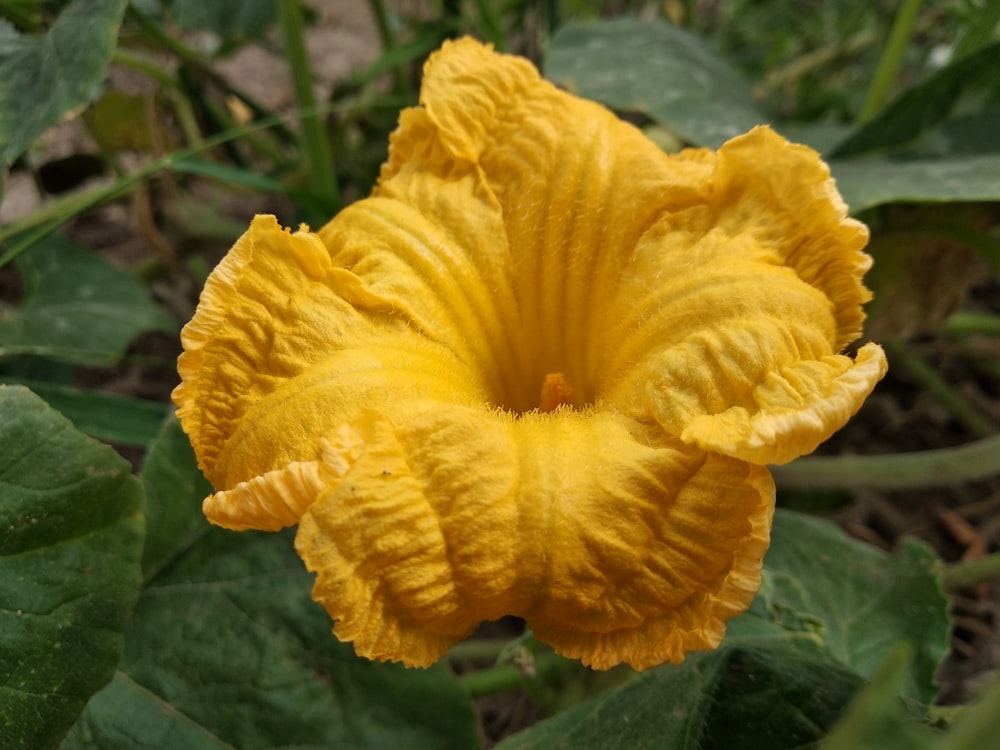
xmin=886 ymin=340 xmax=996 ymax=438
xmin=945 ymin=312 xmax=1000 ymax=337
xmin=0 ymin=111 xmax=290 ymax=267
xmin=111 ymin=48 xmax=177 ymax=88
xmin=762 ymin=28 xmax=876 ymax=93
xmin=772 ymin=434 xmax=1000 ymax=490
xmin=857 ymin=0 xmax=923 ymax=123
xmin=0 ymin=91 xmax=411 ymax=265
xmin=448 ymin=638 xmax=517 ymax=662
xmin=943 ymin=553 xmax=1000 ymax=592
xmin=456 ymin=649 xmax=568 ymax=698
xmin=457 ymin=663 xmax=524 ymax=696
xmin=367 ymin=0 xmax=405 ymax=93
xmin=278 ymin=0 xmax=339 ymax=210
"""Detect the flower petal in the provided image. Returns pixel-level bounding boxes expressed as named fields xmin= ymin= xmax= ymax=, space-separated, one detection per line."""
xmin=173 ymin=215 xmax=485 ymax=497
xmin=382 ymin=38 xmax=717 ymax=405
xmin=515 ymin=415 xmax=775 ymax=670
xmin=295 ymin=406 xmax=773 ymax=670
xmin=595 ymin=128 xmax=885 ymax=463
xmin=295 ymin=408 xmax=522 ymax=666
xmin=316 ymin=119 xmax=530 ymax=409
xmin=711 ymin=127 xmax=873 ymax=349
xmin=672 ymin=342 xmax=888 ymax=465
xmin=174 ymin=215 xmax=354 ymax=485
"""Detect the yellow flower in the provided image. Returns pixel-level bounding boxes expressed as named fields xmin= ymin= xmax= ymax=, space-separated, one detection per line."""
xmin=173 ymin=38 xmax=887 ymax=671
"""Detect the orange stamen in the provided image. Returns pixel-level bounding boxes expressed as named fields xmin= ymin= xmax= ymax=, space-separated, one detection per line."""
xmin=539 ymin=372 xmax=574 ymax=412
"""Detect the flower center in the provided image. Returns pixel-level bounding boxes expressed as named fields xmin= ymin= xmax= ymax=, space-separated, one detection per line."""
xmin=539 ymin=372 xmax=574 ymax=412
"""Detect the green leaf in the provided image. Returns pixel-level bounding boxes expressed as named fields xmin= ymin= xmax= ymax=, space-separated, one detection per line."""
xmin=167 ymin=0 xmax=277 ymax=42
xmin=0 ymin=384 xmax=144 ymax=750
xmin=545 ymin=18 xmax=767 ymax=148
xmin=822 ymin=646 xmax=944 ymax=750
xmin=831 ymin=155 xmax=1000 ymax=213
xmin=0 ymin=233 xmax=175 ymax=365
xmin=64 ymin=420 xmax=482 ymax=749
xmin=498 ymin=643 xmax=863 ymax=750
xmin=0 ymin=377 xmax=169 ymax=446
xmin=136 ymin=417 xmax=211 ymax=581
xmin=782 ymin=625 xmax=1000 ymax=749
xmin=830 ymin=41 xmax=1000 ymax=159
xmin=0 ymin=0 xmax=127 ymax=166
xmin=502 ymin=510 xmax=948 ymax=749
xmin=745 ymin=511 xmax=949 ymax=704
xmin=938 ymin=672 xmax=1000 ymax=750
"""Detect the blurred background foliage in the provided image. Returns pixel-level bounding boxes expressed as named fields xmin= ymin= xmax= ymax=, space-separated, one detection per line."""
xmin=1 ymin=1 xmax=1000 ymax=748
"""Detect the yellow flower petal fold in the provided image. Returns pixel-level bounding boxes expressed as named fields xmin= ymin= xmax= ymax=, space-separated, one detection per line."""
xmin=174 ymin=37 xmax=887 ymax=671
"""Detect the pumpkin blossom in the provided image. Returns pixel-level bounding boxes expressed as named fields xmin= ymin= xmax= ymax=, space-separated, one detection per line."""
xmin=173 ymin=38 xmax=887 ymax=670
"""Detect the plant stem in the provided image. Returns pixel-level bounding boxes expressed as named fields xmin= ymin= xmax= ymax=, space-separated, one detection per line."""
xmin=126 ymin=4 xmax=295 ymax=144
xmin=887 ymin=340 xmax=996 ymax=438
xmin=762 ymin=28 xmax=876 ymax=93
xmin=0 ymin=111 xmax=290 ymax=268
xmin=456 ymin=649 xmax=568 ymax=698
xmin=111 ymin=49 xmax=177 ymax=88
xmin=0 ymin=91 xmax=411 ymax=264
xmin=945 ymin=312 xmax=1000 ymax=337
xmin=278 ymin=0 xmax=339 ymax=210
xmin=447 ymin=638 xmax=517 ymax=662
xmin=457 ymin=664 xmax=524 ymax=696
xmin=943 ymin=553 xmax=1000 ymax=591
xmin=772 ymin=434 xmax=1000 ymax=490
xmin=367 ymin=0 xmax=405 ymax=93
xmin=857 ymin=0 xmax=923 ymax=123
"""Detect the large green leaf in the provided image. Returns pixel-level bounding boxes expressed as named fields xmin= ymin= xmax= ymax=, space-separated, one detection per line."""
xmin=540 ymin=19 xmax=1000 ymax=211
xmin=0 ymin=0 xmax=127 ymax=166
xmin=137 ymin=418 xmax=211 ymax=581
xmin=737 ymin=511 xmax=949 ymax=704
xmin=829 ymin=41 xmax=1000 ymax=159
xmin=545 ymin=18 xmax=766 ymax=148
xmin=0 ymin=377 xmax=170 ymax=446
xmin=0 ymin=385 xmax=144 ymax=750
xmin=830 ymin=155 xmax=1000 ymax=213
xmin=499 ymin=643 xmax=863 ymax=750
xmin=821 ymin=647 xmax=944 ymax=750
xmin=64 ymin=419 xmax=482 ymax=749
xmin=821 ymin=647 xmax=1000 ymax=750
xmin=167 ymin=0 xmax=277 ymax=42
xmin=0 ymin=233 xmax=175 ymax=365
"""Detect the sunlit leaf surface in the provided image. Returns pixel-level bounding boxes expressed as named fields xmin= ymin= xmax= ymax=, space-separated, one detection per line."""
xmin=167 ymin=0 xmax=277 ymax=41
xmin=0 ymin=0 xmax=127 ymax=166
xmin=545 ymin=18 xmax=766 ymax=148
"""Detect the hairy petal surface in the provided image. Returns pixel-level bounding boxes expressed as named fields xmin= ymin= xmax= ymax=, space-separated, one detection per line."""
xmin=173 ymin=215 xmax=486 ymax=498
xmin=391 ymin=37 xmax=716 ymax=407
xmin=599 ymin=127 xmax=886 ymax=464
xmin=295 ymin=407 xmax=774 ymax=670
